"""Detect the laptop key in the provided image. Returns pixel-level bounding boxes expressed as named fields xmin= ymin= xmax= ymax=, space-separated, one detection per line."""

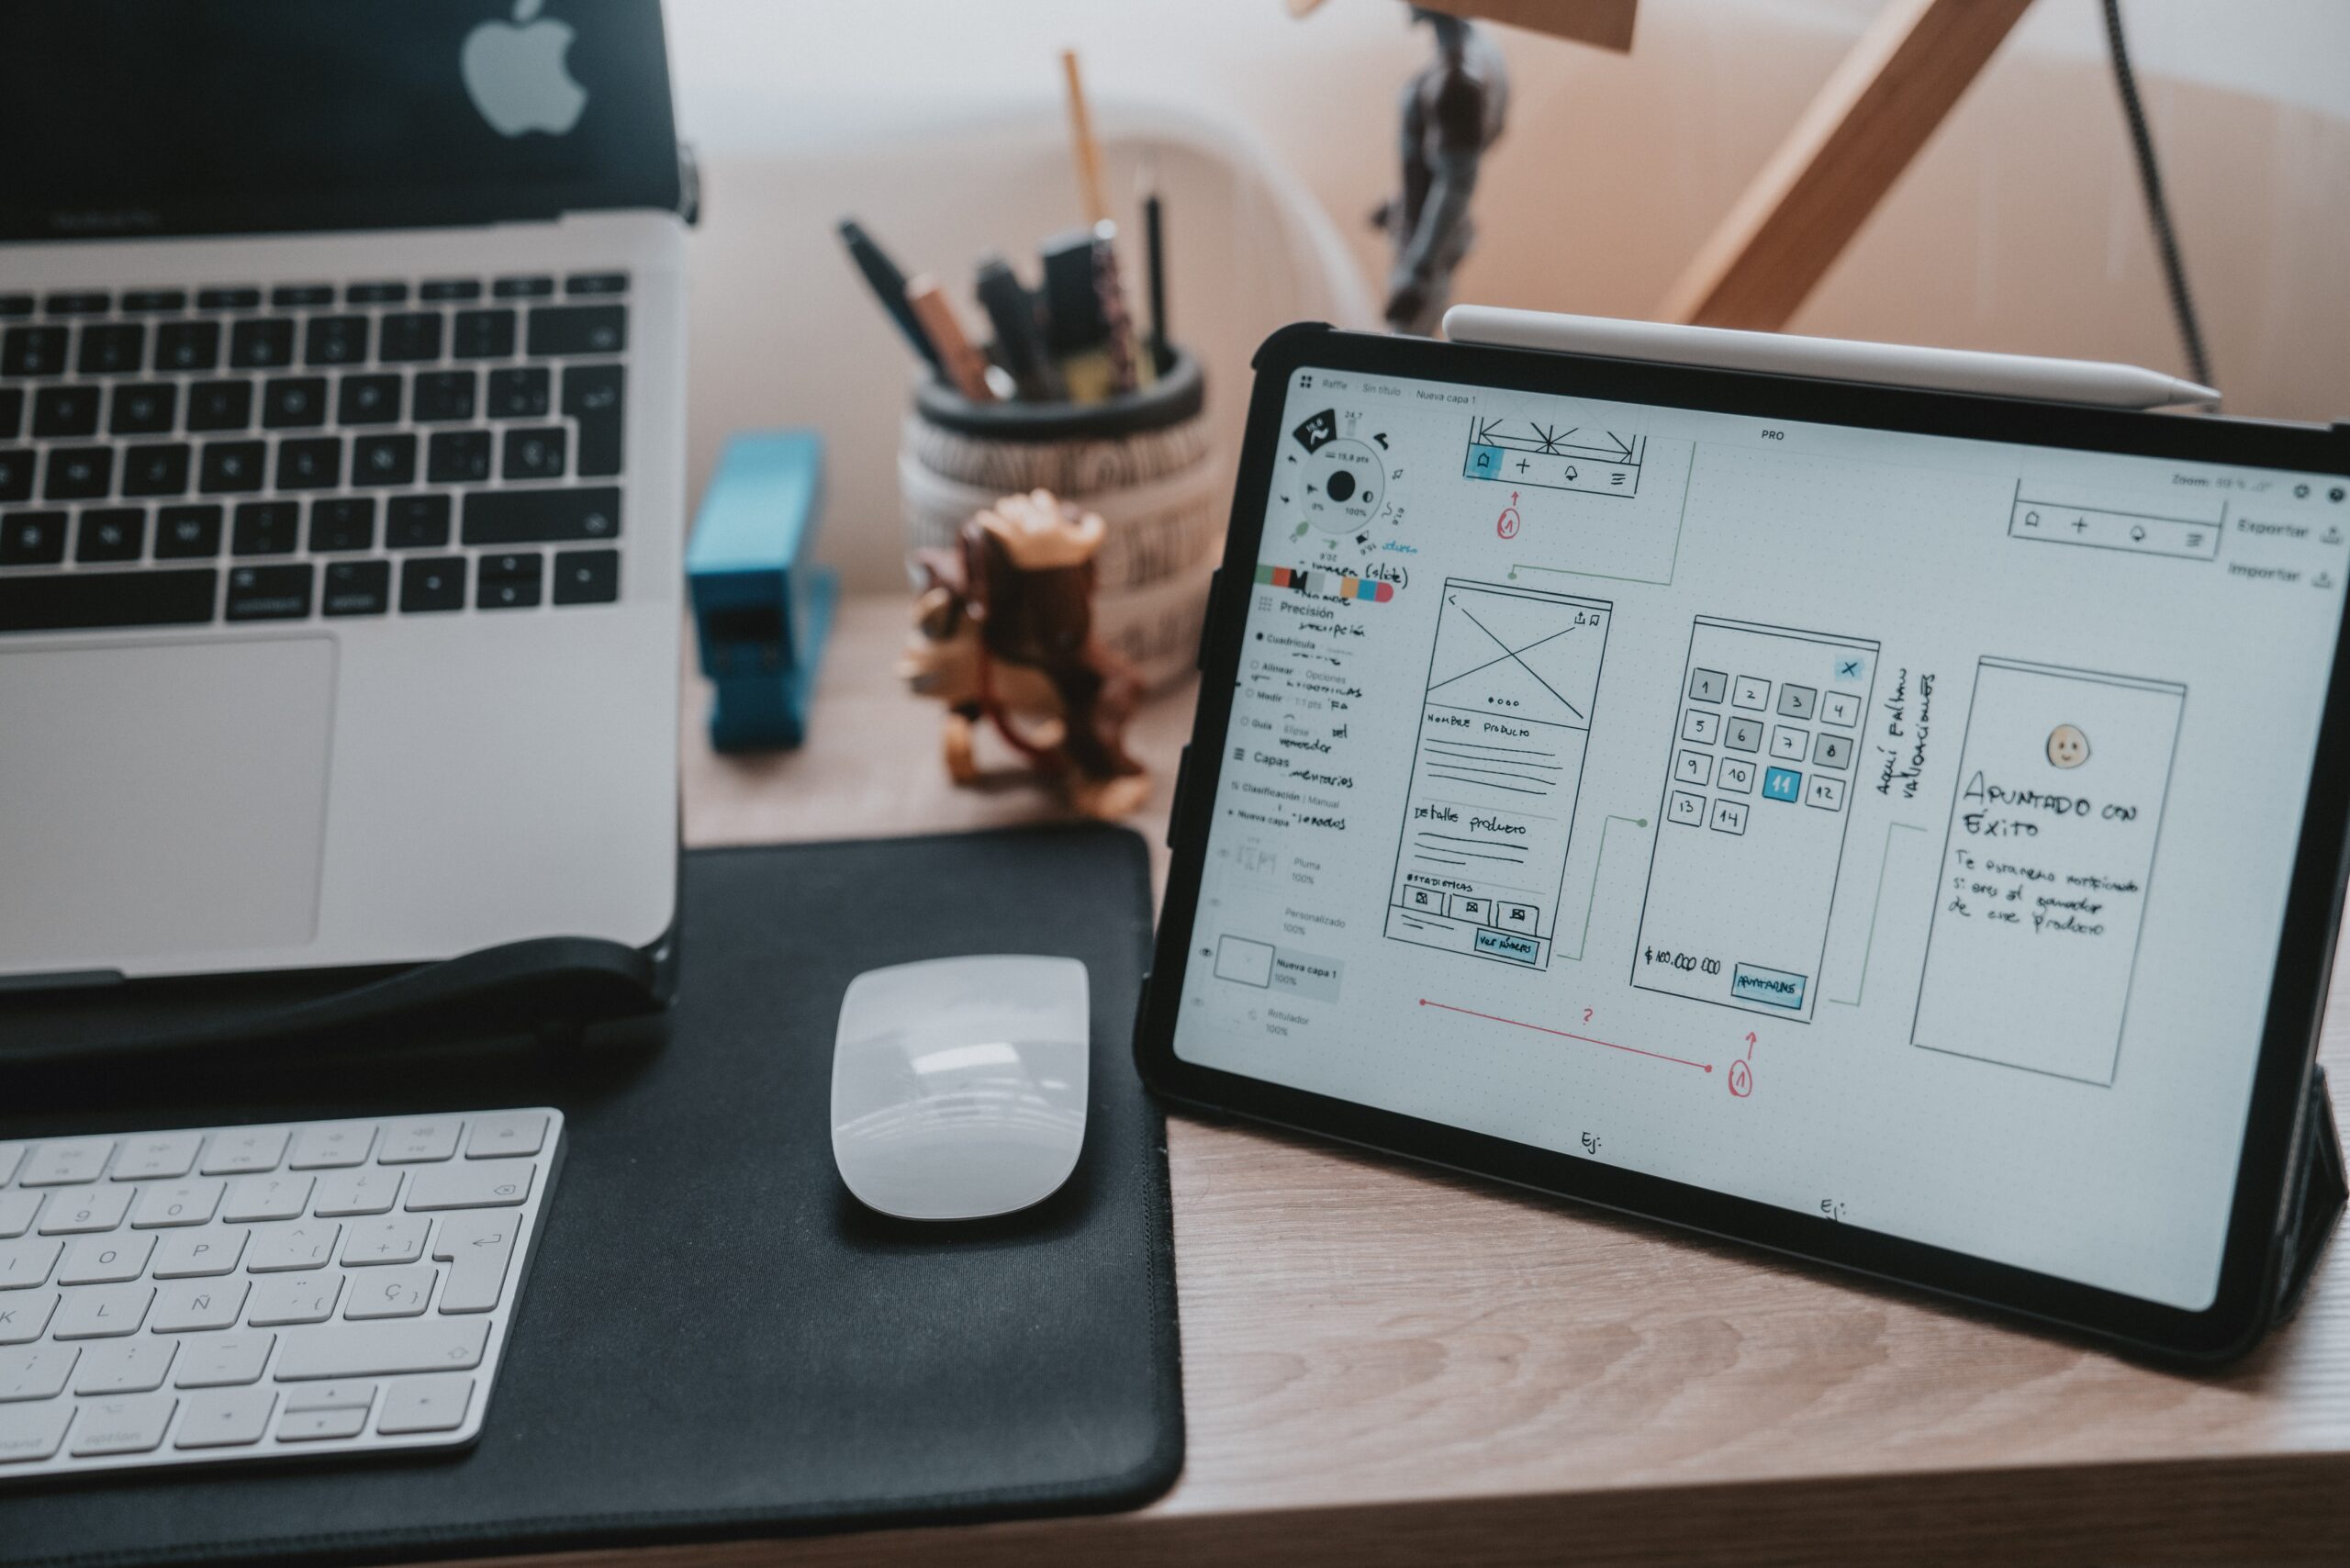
xmin=462 ymin=485 xmax=619 ymax=545
xmin=199 ymin=441 xmax=265 ymax=493
xmin=185 ymin=379 xmax=252 ymax=431
xmin=553 ymin=548 xmax=619 ymax=606
xmin=426 ymin=430 xmax=490 ymax=484
xmin=30 ymin=386 xmax=99 ymax=439
xmin=377 ymin=313 xmax=443 ymax=364
xmin=308 ymin=498 xmax=375 ymax=553
xmin=0 ymin=388 xmax=17 ymax=439
xmin=70 ymin=1394 xmax=176 ymax=1456
xmin=476 ymin=552 xmax=543 ymax=610
xmin=565 ymin=272 xmax=629 ymax=297
xmin=563 ymin=364 xmax=624 ymax=477
xmin=352 ymin=432 xmax=417 ymax=487
xmin=501 ymin=426 xmax=565 ymax=481
xmin=262 ymin=375 xmax=327 ymax=429
xmin=492 ymin=275 xmax=554 ymax=299
xmin=386 ymin=494 xmax=452 ymax=549
xmin=76 ymin=323 xmax=145 ymax=376
xmin=487 ymin=367 xmax=549 ymax=418
xmin=0 ymin=511 xmax=66 ymax=566
xmin=228 ymin=319 xmax=294 ymax=370
xmin=452 ymin=308 xmax=516 ymax=360
xmin=195 ymin=286 xmax=261 ymax=311
xmin=321 ymin=545 xmax=413 ymax=620
xmin=0 ymin=570 xmax=216 ymax=633
xmin=525 ymin=304 xmax=626 ymax=356
xmin=419 ymin=279 xmax=483 ymax=302
xmin=398 ymin=556 xmax=465 ymax=614
xmin=155 ymin=505 xmax=224 ymax=559
xmin=338 ymin=374 xmax=402 ymax=425
xmin=0 ymin=1402 xmax=73 ymax=1464
xmin=0 ymin=296 xmax=28 ymax=319
xmin=224 ymin=565 xmax=313 ymax=622
xmin=345 ymin=282 xmax=408 ymax=306
xmin=0 ymin=451 xmax=30 ymax=503
xmin=305 ymin=315 xmax=369 ymax=367
xmin=230 ymin=501 xmax=299 ymax=555
xmin=109 ymin=383 xmax=177 ymax=436
xmin=76 ymin=510 xmax=146 ymax=564
xmin=2 ymin=326 xmax=68 ymax=377
xmin=44 ymin=447 xmax=112 ymax=501
xmin=156 ymin=320 xmax=222 ymax=372
xmin=275 ymin=436 xmax=341 ymax=490
xmin=411 ymin=370 xmax=476 ymax=421
xmin=121 ymin=443 xmax=192 ymax=498
xmin=120 ymin=290 xmax=187 ymax=313
xmin=44 ymin=292 xmax=110 ymax=317
xmin=270 ymin=286 xmax=333 ymax=308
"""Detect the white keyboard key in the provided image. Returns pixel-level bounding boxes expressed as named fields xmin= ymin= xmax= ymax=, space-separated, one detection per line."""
xmin=279 ymin=1406 xmax=368 ymax=1441
xmin=282 ymin=1379 xmax=376 ymax=1413
xmin=406 ymin=1163 xmax=532 ymax=1212
xmin=248 ymin=1272 xmax=343 ymax=1327
xmin=274 ymin=1317 xmax=487 ymax=1380
xmin=174 ymin=1331 xmax=274 ymax=1388
xmin=378 ymin=1118 xmax=462 ymax=1165
xmin=175 ymin=1387 xmax=275 ymax=1449
xmin=0 ymin=1291 xmax=57 ymax=1346
xmin=431 ymin=1211 xmax=519 ymax=1314
xmin=377 ymin=1373 xmax=474 ymax=1435
xmin=246 ymin=1220 xmax=341 ymax=1272
xmin=36 ymin=1184 xmax=133 ymax=1235
xmin=132 ymin=1179 xmax=225 ymax=1228
xmin=0 ymin=1401 xmax=73 ymax=1462
xmin=59 ymin=1233 xmax=154 ymax=1285
xmin=110 ymin=1132 xmax=201 ymax=1181
xmin=0 ymin=1145 xmax=21 ymax=1186
xmin=199 ymin=1126 xmax=289 ymax=1177
xmin=151 ymin=1278 xmax=250 ymax=1333
xmin=343 ymin=1214 xmax=429 ymax=1267
xmin=19 ymin=1138 xmax=113 ymax=1186
xmin=313 ymin=1167 xmax=403 ymax=1217
xmin=154 ymin=1226 xmax=247 ymax=1278
xmin=465 ymin=1112 xmax=548 ymax=1159
xmin=71 ymin=1394 xmax=175 ymax=1456
xmin=0 ymin=1190 xmax=43 ymax=1239
xmin=0 ymin=1343 xmax=76 ymax=1401
xmin=345 ymin=1266 xmax=434 ymax=1320
xmin=54 ymin=1284 xmax=153 ymax=1338
xmin=223 ymin=1173 xmax=314 ymax=1223
xmin=0 ymin=1238 xmax=61 ymax=1290
xmin=73 ymin=1337 xmax=176 ymax=1394
xmin=288 ymin=1122 xmax=377 ymax=1170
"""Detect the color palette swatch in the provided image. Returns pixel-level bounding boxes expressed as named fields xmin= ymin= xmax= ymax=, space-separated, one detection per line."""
xmin=1256 ymin=564 xmax=1396 ymax=602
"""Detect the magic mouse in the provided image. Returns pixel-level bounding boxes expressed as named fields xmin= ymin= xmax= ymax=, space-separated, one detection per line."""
xmin=831 ymin=955 xmax=1090 ymax=1220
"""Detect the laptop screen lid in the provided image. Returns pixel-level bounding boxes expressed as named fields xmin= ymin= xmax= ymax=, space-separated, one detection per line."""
xmin=0 ymin=0 xmax=681 ymax=242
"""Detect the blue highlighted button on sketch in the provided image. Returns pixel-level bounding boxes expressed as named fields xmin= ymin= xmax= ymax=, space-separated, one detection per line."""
xmin=1632 ymin=616 xmax=1879 ymax=1023
xmin=1462 ymin=415 xmax=1644 ymax=498
xmin=1385 ymin=579 xmax=1612 ymax=972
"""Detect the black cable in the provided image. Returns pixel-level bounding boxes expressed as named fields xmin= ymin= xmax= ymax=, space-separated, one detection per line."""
xmin=2103 ymin=0 xmax=2214 ymax=392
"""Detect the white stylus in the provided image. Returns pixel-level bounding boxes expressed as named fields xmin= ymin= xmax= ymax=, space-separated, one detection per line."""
xmin=1441 ymin=307 xmax=2221 ymax=411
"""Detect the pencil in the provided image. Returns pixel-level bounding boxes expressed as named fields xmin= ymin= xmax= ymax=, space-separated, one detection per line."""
xmin=905 ymin=274 xmax=996 ymax=402
xmin=1060 ymin=49 xmax=1109 ymax=228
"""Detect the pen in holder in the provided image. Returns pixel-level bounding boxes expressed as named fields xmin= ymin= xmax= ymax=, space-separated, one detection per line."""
xmin=900 ymin=348 xmax=1217 ymax=691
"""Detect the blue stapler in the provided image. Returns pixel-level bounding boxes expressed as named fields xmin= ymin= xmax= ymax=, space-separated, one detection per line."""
xmin=685 ymin=431 xmax=836 ymax=752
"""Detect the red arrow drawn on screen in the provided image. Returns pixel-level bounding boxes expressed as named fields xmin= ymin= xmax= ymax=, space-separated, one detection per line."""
xmin=1419 ymin=999 xmax=1713 ymax=1072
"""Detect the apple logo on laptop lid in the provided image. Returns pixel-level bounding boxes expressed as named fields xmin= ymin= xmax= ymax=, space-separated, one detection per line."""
xmin=462 ymin=0 xmax=589 ymax=138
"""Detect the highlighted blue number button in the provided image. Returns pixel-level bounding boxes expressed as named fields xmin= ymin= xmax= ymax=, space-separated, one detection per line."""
xmin=1762 ymin=766 xmax=1803 ymax=802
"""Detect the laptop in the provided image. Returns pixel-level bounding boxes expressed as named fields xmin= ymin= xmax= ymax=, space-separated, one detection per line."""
xmin=0 ymin=2 xmax=688 ymax=988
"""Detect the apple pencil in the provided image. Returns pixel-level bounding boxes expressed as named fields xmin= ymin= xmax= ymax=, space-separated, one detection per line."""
xmin=1441 ymin=307 xmax=2221 ymax=410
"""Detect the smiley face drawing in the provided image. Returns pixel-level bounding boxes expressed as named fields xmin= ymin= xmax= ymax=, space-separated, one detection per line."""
xmin=2046 ymin=723 xmax=2090 ymax=769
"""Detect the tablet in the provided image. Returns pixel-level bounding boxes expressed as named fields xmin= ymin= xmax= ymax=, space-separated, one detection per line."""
xmin=1137 ymin=323 xmax=2350 ymax=1362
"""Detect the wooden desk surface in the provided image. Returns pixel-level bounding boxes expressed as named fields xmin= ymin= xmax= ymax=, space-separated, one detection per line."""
xmin=489 ymin=596 xmax=2350 ymax=1568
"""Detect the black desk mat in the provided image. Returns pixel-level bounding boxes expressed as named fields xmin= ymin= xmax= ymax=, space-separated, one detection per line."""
xmin=0 ymin=826 xmax=1182 ymax=1566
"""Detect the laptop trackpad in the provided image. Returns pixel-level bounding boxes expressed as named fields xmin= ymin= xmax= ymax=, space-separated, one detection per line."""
xmin=0 ymin=637 xmax=336 ymax=972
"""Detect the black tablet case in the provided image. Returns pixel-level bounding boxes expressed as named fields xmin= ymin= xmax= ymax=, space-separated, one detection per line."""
xmin=0 ymin=826 xmax=1183 ymax=1567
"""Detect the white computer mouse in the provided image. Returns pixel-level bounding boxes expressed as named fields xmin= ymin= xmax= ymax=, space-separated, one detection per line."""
xmin=830 ymin=954 xmax=1090 ymax=1221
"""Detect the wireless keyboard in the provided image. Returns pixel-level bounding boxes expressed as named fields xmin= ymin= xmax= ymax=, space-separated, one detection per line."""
xmin=0 ymin=1108 xmax=561 ymax=1480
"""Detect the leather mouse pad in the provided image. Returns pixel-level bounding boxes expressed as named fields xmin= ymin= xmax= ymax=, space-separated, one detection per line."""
xmin=0 ymin=825 xmax=1183 ymax=1567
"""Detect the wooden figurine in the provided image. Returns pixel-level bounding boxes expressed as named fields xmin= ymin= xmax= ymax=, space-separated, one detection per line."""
xmin=901 ymin=489 xmax=1150 ymax=819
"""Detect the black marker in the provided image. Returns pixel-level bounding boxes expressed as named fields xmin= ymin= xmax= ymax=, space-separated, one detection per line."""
xmin=973 ymin=254 xmax=1061 ymax=402
xmin=837 ymin=218 xmax=941 ymax=372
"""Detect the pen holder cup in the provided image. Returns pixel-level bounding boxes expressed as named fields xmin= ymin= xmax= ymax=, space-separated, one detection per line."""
xmin=901 ymin=348 xmax=1217 ymax=692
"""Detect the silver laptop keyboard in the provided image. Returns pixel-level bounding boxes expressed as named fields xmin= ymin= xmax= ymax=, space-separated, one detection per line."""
xmin=0 ymin=274 xmax=627 ymax=631
xmin=0 ymin=1108 xmax=561 ymax=1479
